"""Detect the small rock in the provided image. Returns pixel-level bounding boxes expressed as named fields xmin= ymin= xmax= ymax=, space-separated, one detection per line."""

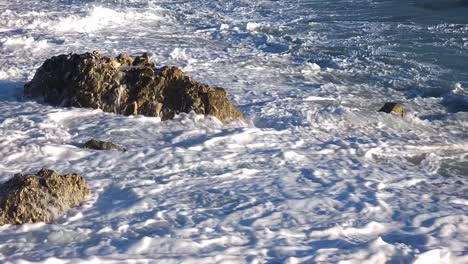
xmin=0 ymin=169 xmax=90 ymax=225
xmin=378 ymin=102 xmax=404 ymax=117
xmin=84 ymin=139 xmax=126 ymax=151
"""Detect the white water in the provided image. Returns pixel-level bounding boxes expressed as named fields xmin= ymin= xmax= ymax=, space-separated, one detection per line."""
xmin=0 ymin=1 xmax=467 ymax=263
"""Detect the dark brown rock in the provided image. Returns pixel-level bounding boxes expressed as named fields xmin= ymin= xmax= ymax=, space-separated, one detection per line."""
xmin=0 ymin=169 xmax=90 ymax=225
xmin=84 ymin=139 xmax=126 ymax=151
xmin=24 ymin=52 xmax=243 ymax=123
xmin=378 ymin=102 xmax=404 ymax=117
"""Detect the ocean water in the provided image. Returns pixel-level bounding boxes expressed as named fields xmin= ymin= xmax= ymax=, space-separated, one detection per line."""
xmin=0 ymin=0 xmax=467 ymax=263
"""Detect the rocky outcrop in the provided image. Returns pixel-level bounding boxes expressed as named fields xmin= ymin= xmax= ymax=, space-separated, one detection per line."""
xmin=378 ymin=102 xmax=404 ymax=117
xmin=0 ymin=169 xmax=90 ymax=225
xmin=24 ymin=52 xmax=243 ymax=123
xmin=84 ymin=139 xmax=126 ymax=151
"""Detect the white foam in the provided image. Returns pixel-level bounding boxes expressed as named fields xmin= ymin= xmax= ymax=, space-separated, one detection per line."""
xmin=301 ymin=62 xmax=321 ymax=74
xmin=413 ymin=249 xmax=452 ymax=264
xmin=308 ymin=221 xmax=390 ymax=239
xmin=0 ymin=68 xmax=23 ymax=80
xmin=450 ymin=199 xmax=468 ymax=206
xmin=53 ymin=6 xmax=165 ymax=33
xmin=1 ymin=36 xmax=48 ymax=51
xmin=453 ymin=82 xmax=467 ymax=95
xmin=246 ymin=22 xmax=262 ymax=31
xmin=0 ymin=0 xmax=467 ymax=263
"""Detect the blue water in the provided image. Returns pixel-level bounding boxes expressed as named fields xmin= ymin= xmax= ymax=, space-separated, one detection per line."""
xmin=227 ymin=0 xmax=468 ymax=106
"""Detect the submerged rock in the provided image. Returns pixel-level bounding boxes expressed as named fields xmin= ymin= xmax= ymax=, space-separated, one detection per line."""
xmin=24 ymin=52 xmax=243 ymax=123
xmin=0 ymin=169 xmax=90 ymax=225
xmin=378 ymin=102 xmax=404 ymax=117
xmin=84 ymin=139 xmax=126 ymax=151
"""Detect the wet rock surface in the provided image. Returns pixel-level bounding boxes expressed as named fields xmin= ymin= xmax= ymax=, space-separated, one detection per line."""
xmin=24 ymin=52 xmax=243 ymax=123
xmin=0 ymin=169 xmax=90 ymax=225
xmin=84 ymin=139 xmax=126 ymax=151
xmin=379 ymin=102 xmax=404 ymax=117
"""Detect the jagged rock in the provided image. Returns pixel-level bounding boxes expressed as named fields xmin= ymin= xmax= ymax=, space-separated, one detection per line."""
xmin=24 ymin=51 xmax=243 ymax=123
xmin=0 ymin=169 xmax=90 ymax=225
xmin=84 ymin=139 xmax=126 ymax=151
xmin=378 ymin=102 xmax=404 ymax=117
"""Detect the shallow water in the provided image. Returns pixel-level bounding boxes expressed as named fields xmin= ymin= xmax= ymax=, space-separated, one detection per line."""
xmin=0 ymin=0 xmax=467 ymax=263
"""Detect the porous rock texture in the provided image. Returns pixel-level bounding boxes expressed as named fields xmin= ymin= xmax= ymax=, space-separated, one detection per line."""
xmin=0 ymin=169 xmax=90 ymax=225
xmin=24 ymin=51 xmax=243 ymax=123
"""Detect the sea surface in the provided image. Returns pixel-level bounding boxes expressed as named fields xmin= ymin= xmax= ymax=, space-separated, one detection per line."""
xmin=0 ymin=0 xmax=467 ymax=263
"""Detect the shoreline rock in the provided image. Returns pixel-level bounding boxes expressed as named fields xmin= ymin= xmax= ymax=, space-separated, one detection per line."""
xmin=84 ymin=139 xmax=126 ymax=151
xmin=24 ymin=51 xmax=243 ymax=123
xmin=0 ymin=169 xmax=90 ymax=225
